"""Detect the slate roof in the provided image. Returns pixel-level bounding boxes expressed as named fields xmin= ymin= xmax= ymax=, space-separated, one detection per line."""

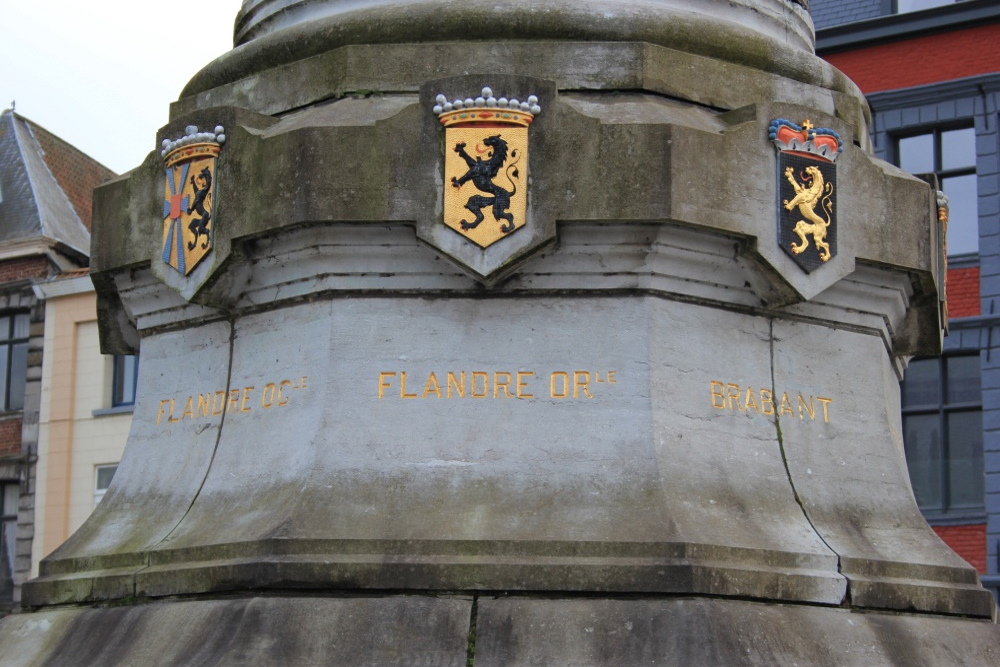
xmin=810 ymin=0 xmax=884 ymax=30
xmin=0 ymin=109 xmax=116 ymax=261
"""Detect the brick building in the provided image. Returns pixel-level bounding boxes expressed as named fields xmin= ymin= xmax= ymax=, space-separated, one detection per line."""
xmin=813 ymin=0 xmax=1000 ymax=599
xmin=0 ymin=108 xmax=115 ymax=610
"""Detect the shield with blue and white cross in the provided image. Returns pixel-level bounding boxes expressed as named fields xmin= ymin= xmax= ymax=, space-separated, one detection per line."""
xmin=160 ymin=125 xmax=223 ymax=275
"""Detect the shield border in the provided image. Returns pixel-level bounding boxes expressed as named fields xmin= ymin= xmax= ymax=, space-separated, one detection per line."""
xmin=161 ymin=150 xmax=218 ymax=276
xmin=769 ymin=118 xmax=842 ymax=274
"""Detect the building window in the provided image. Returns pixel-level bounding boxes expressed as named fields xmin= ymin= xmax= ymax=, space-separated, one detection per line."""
xmin=94 ymin=465 xmax=117 ymax=506
xmin=112 ymin=355 xmax=138 ymax=407
xmin=0 ymin=481 xmax=17 ymax=600
xmin=895 ymin=126 xmax=977 ymax=255
xmin=0 ymin=314 xmax=29 ymax=412
xmin=901 ymin=355 xmax=983 ymax=516
xmin=894 ymin=0 xmax=958 ymax=13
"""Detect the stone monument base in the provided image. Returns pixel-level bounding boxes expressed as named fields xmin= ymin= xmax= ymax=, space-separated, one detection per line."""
xmin=2 ymin=595 xmax=999 ymax=665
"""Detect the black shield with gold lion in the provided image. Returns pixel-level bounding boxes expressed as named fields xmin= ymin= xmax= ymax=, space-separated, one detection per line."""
xmin=770 ymin=119 xmax=841 ymax=273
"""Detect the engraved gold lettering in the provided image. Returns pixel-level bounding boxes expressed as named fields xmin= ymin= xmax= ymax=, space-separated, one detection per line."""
xmin=447 ymin=372 xmax=466 ymax=398
xmin=157 ymin=372 xmax=311 ymax=426
xmin=241 ymin=386 xmax=254 ymax=413
xmin=471 ymin=372 xmax=489 ymax=398
xmin=212 ymin=391 xmax=226 ymax=415
xmin=779 ymin=392 xmax=794 ymax=417
xmin=727 ymin=383 xmax=742 ymax=411
xmin=157 ymin=399 xmax=171 ymax=425
xmin=710 ymin=381 xmax=725 ymax=409
xmin=262 ymin=383 xmax=276 ymax=408
xmin=372 ymin=369 xmax=619 ymax=400
xmin=378 ymin=372 xmax=395 ymax=399
xmin=550 ymin=372 xmax=569 ymax=399
xmin=710 ymin=380 xmax=832 ymax=424
xmin=423 ymin=372 xmax=443 ymax=399
xmin=817 ymin=397 xmax=832 ymax=423
xmin=197 ymin=393 xmax=211 ymax=418
xmin=399 ymin=372 xmax=417 ymax=399
xmin=516 ymin=371 xmax=534 ymax=399
xmin=494 ymin=372 xmax=513 ymax=398
xmin=760 ymin=389 xmax=774 ymax=415
xmin=278 ymin=380 xmax=292 ymax=406
xmin=226 ymin=389 xmax=241 ymax=414
xmin=798 ymin=394 xmax=815 ymax=421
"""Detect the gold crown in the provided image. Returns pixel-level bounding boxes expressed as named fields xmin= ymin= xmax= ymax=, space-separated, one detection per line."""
xmin=161 ymin=125 xmax=225 ymax=168
xmin=433 ymin=87 xmax=541 ymax=128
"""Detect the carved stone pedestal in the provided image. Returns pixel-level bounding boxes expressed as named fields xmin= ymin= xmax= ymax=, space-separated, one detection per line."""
xmin=3 ymin=1 xmax=998 ymax=664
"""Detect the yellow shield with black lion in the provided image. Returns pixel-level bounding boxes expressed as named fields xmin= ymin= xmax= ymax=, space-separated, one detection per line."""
xmin=435 ymin=87 xmax=540 ymax=248
xmin=161 ymin=125 xmax=225 ymax=275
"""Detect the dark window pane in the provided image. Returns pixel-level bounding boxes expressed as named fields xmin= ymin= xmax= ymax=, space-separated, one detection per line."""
xmin=942 ymin=173 xmax=978 ymax=255
xmin=96 ymin=465 xmax=117 ymax=491
xmin=947 ymin=411 xmax=984 ymax=508
xmin=0 ymin=318 xmax=10 ymax=344
xmin=0 ymin=344 xmax=9 ymax=411
xmin=11 ymin=315 xmax=28 ymax=341
xmin=898 ymin=133 xmax=934 ymax=173
xmin=941 ymin=127 xmax=976 ymax=171
xmin=902 ymin=358 xmax=940 ymax=407
xmin=113 ymin=355 xmax=138 ymax=406
xmin=1 ymin=484 xmax=17 ymax=518
xmin=946 ymin=355 xmax=981 ymax=404
xmin=7 ymin=343 xmax=26 ymax=411
xmin=904 ymin=413 xmax=943 ymax=511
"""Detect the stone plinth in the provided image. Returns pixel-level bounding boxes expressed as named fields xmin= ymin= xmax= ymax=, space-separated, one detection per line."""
xmin=3 ymin=0 xmax=999 ymax=663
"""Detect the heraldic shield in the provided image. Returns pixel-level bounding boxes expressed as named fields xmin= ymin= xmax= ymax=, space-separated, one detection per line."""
xmin=435 ymin=87 xmax=541 ymax=249
xmin=161 ymin=125 xmax=225 ymax=276
xmin=769 ymin=119 xmax=842 ymax=274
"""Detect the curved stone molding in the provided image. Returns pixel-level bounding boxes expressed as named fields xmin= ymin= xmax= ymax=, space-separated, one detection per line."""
xmin=233 ymin=0 xmax=815 ymax=51
xmin=184 ymin=1 xmax=840 ymax=106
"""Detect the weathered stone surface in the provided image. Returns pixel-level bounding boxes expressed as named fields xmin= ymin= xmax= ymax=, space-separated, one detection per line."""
xmin=8 ymin=0 xmax=998 ymax=663
xmin=475 ymin=598 xmax=1000 ymax=666
xmin=93 ymin=94 xmax=935 ymax=317
xmin=22 ymin=228 xmax=977 ymax=615
xmin=190 ymin=1 xmax=823 ymax=101
xmin=775 ymin=319 xmax=996 ymax=616
xmin=232 ymin=0 xmax=816 ymax=54
xmin=0 ymin=597 xmax=471 ymax=666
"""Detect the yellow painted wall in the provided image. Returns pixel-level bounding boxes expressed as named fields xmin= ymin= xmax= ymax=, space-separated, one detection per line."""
xmin=33 ymin=286 xmax=131 ymax=575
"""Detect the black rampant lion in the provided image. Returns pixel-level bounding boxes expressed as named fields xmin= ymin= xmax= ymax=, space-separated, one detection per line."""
xmin=450 ymin=134 xmax=521 ymax=233
xmin=187 ymin=166 xmax=212 ymax=250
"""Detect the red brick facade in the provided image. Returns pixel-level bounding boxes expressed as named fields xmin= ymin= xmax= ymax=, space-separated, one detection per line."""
xmin=933 ymin=524 xmax=987 ymax=574
xmin=824 ymin=24 xmax=1000 ymax=95
xmin=0 ymin=418 xmax=22 ymax=457
xmin=24 ymin=120 xmax=116 ymax=232
xmin=947 ymin=266 xmax=980 ymax=318
xmin=0 ymin=257 xmax=50 ymax=284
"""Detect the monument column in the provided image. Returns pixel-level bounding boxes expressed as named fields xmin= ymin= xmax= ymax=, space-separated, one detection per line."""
xmin=1 ymin=1 xmax=998 ymax=663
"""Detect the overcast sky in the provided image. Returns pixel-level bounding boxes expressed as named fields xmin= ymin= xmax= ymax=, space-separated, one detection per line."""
xmin=1 ymin=1 xmax=243 ymax=175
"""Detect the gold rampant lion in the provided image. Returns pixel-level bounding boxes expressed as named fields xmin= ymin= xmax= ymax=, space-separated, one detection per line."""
xmin=783 ymin=165 xmax=834 ymax=262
